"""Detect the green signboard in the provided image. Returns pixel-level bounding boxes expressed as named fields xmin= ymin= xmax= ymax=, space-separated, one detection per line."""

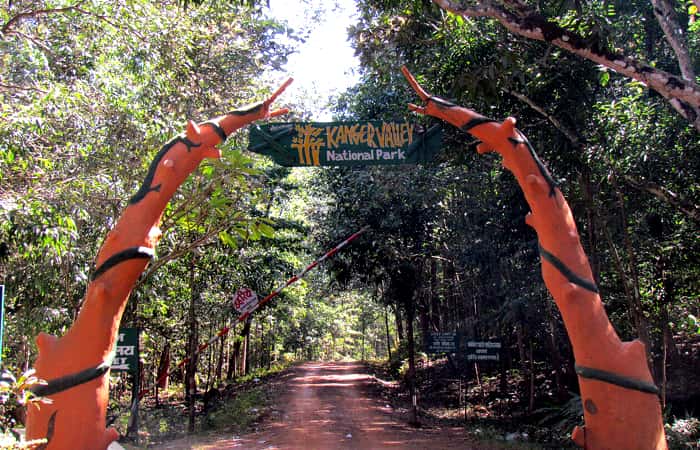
xmin=248 ymin=121 xmax=442 ymax=166
xmin=112 ymin=328 xmax=139 ymax=372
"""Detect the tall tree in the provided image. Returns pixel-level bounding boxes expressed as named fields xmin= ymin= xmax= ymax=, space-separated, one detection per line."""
xmin=431 ymin=0 xmax=700 ymax=130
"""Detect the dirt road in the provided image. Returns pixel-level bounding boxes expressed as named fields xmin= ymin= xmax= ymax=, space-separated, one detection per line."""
xmin=154 ymin=361 xmax=499 ymax=449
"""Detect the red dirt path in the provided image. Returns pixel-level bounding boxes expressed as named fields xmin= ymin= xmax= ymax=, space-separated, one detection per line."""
xmin=153 ymin=361 xmax=505 ymax=449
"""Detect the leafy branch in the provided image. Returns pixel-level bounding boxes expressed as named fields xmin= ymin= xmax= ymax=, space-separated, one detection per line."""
xmin=1 ymin=1 xmax=88 ymax=35
xmin=622 ymin=175 xmax=700 ymax=225
xmin=432 ymin=0 xmax=700 ymax=130
xmin=506 ymin=88 xmax=699 ymax=225
xmin=1 ymin=0 xmax=145 ymax=42
xmin=0 ymin=368 xmax=50 ymax=448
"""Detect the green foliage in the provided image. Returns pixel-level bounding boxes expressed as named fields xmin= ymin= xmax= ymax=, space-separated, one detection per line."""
xmin=666 ymin=416 xmax=700 ymax=450
xmin=204 ymin=386 xmax=265 ymax=430
xmin=178 ymin=0 xmax=268 ymax=10
xmin=0 ymin=3 xmax=323 ymax=430
xmin=0 ymin=368 xmax=48 ymax=442
xmin=534 ymin=393 xmax=583 ymax=433
xmin=388 ymin=339 xmax=409 ymax=377
xmin=0 ymin=1 xmax=698 ymax=446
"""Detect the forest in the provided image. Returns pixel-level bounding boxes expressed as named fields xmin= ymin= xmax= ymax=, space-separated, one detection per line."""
xmin=0 ymin=0 xmax=698 ymax=449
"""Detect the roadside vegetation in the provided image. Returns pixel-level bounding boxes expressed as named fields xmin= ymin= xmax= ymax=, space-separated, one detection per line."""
xmin=1 ymin=1 xmax=698 ymax=449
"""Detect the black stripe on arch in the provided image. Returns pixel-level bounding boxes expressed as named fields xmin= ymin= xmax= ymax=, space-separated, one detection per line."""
xmin=228 ymin=102 xmax=264 ymax=116
xmin=129 ymin=136 xmax=201 ymax=204
xmin=428 ymin=96 xmax=458 ymax=108
xmin=575 ymin=364 xmax=659 ymax=395
xmin=202 ymin=121 xmax=227 ymax=143
xmin=30 ymin=357 xmax=113 ymax=397
xmin=508 ymin=134 xmax=558 ymax=197
xmin=539 ymin=244 xmax=599 ymax=293
xmin=91 ymin=246 xmax=155 ymax=281
xmin=461 ymin=117 xmax=498 ymax=132
xmin=34 ymin=411 xmax=56 ymax=450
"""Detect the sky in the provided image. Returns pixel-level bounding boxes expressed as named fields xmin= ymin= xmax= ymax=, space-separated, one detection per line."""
xmin=265 ymin=0 xmax=361 ymax=120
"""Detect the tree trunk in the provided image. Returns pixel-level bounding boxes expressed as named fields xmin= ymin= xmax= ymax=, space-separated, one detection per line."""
xmin=545 ymin=294 xmax=566 ymax=400
xmin=528 ymin=339 xmax=535 ymax=413
xmin=601 ymin=196 xmax=653 ymax=370
xmin=226 ymin=324 xmax=237 ymax=381
xmin=419 ymin=294 xmax=430 ymax=349
xmin=243 ymin=318 xmax=251 ymax=375
xmin=216 ymin=327 xmax=225 ymax=385
xmin=405 ymin=302 xmax=419 ymax=426
xmin=655 ymin=254 xmax=679 ymax=404
xmin=267 ymin=322 xmax=273 ymax=369
xmin=395 ymin=305 xmax=405 ymax=341
xmin=155 ymin=341 xmax=171 ymax=407
xmin=228 ymin=317 xmax=252 ymax=379
xmin=443 ymin=262 xmax=456 ymax=328
xmin=384 ymin=306 xmax=393 ymax=361
xmin=658 ymin=255 xmax=680 ymax=362
xmin=204 ymin=324 xmax=213 ymax=392
xmin=430 ymin=259 xmax=441 ymax=330
xmin=453 ymin=267 xmax=466 ymax=331
xmin=499 ymin=344 xmax=509 ymax=397
xmin=21 ymin=336 xmax=30 ymax=373
xmin=361 ymin=316 xmax=366 ymax=361
xmin=617 ymin=191 xmax=652 ymax=363
xmin=579 ymin=169 xmax=600 ymax=283
xmin=516 ymin=322 xmax=530 ymax=408
xmin=186 ymin=255 xmax=198 ymax=434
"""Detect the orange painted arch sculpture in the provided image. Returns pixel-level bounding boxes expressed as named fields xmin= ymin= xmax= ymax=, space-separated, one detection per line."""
xmin=25 ymin=79 xmax=292 ymax=450
xmin=401 ymin=66 xmax=666 ymax=450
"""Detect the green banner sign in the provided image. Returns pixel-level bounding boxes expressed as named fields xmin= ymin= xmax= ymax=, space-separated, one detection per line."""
xmin=112 ymin=328 xmax=139 ymax=373
xmin=248 ymin=121 xmax=442 ymax=166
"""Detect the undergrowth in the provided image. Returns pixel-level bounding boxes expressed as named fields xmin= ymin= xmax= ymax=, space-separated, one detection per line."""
xmin=110 ymin=362 xmax=294 ymax=447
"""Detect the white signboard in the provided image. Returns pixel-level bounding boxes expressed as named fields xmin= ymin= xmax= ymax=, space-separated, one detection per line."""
xmin=233 ymin=287 xmax=258 ymax=315
xmin=466 ymin=341 xmax=501 ymax=361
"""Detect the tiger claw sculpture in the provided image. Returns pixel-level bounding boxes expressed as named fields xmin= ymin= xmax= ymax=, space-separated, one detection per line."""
xmin=25 ymin=78 xmax=293 ymax=450
xmin=401 ymin=66 xmax=666 ymax=450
